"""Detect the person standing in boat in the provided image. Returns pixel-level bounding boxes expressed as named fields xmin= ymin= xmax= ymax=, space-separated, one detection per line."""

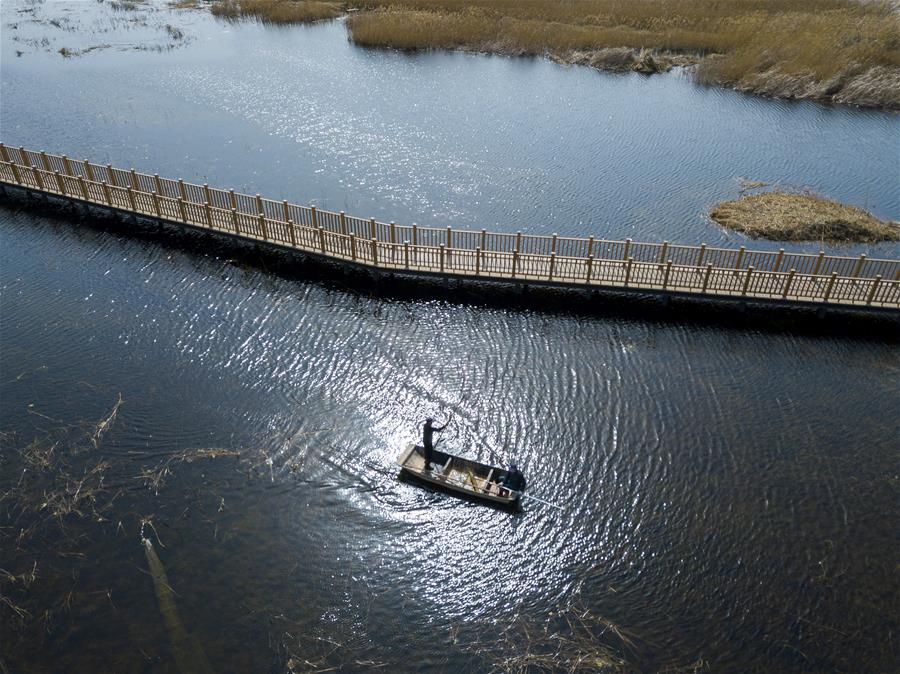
xmin=421 ymin=416 xmax=450 ymax=469
xmin=499 ymin=463 xmax=526 ymax=496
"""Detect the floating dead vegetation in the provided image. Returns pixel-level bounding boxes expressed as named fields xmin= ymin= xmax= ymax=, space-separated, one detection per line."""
xmin=8 ymin=0 xmax=192 ymax=57
xmin=109 ymin=0 xmax=145 ymax=11
xmin=91 ymin=393 xmax=123 ymax=449
xmin=710 ymin=191 xmax=900 ymax=243
xmin=137 ymin=447 xmax=241 ymax=493
xmin=457 ymin=588 xmax=636 ymax=673
xmin=165 ymin=22 xmax=184 ymax=39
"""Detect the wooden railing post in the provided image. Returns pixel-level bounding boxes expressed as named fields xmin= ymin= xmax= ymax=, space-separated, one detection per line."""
xmin=62 ymin=155 xmax=73 ymax=176
xmin=54 ymin=171 xmax=66 ymax=195
xmin=585 ymin=255 xmax=594 ymax=283
xmin=587 ymin=235 xmax=594 ymax=258
xmin=204 ymin=183 xmax=212 ymax=205
xmin=412 ymin=223 xmax=418 ymax=247
xmin=0 ymin=144 xmax=9 ymax=163
xmin=773 ymin=248 xmax=784 ymax=272
xmin=823 ymin=272 xmax=838 ymax=301
xmin=548 ymin=253 xmax=556 ymax=281
xmin=40 ymin=152 xmax=51 ymax=172
xmin=205 ymin=202 xmax=213 ymax=227
xmin=551 ymin=233 xmax=558 ymax=255
xmin=84 ymin=160 xmax=94 ymax=182
xmin=178 ymin=178 xmax=186 ymax=201
xmin=447 ymin=226 xmax=453 ymax=249
xmin=18 ymin=147 xmax=31 ymax=169
xmin=130 ymin=169 xmax=139 ymax=190
xmin=78 ymin=175 xmax=89 ymax=200
xmin=32 ymin=165 xmax=44 ymax=190
xmin=439 ymin=244 xmax=445 ymax=273
xmin=350 ymin=233 xmax=357 ymax=261
xmin=230 ymin=189 xmax=238 ymax=210
xmin=127 ymin=186 xmax=137 ymax=211
xmin=812 ymin=251 xmax=825 ymax=276
xmin=480 ymin=229 xmax=486 ymax=251
xmin=851 ymin=254 xmax=867 ymax=278
xmin=371 ymin=238 xmax=378 ymax=265
xmin=702 ymin=263 xmax=713 ymax=292
xmin=339 ymin=211 xmax=348 ymax=236
xmin=311 ymin=205 xmax=318 ymax=229
xmin=475 ymin=247 xmax=482 ymax=275
xmin=287 ymin=219 xmax=296 ymax=246
xmin=624 ymin=257 xmax=633 ymax=286
xmin=734 ymin=246 xmax=745 ymax=270
xmin=515 ymin=231 xmax=522 ymax=255
xmin=152 ymin=191 xmax=161 ymax=217
xmin=178 ymin=196 xmax=187 ymax=222
xmin=390 ymin=221 xmax=396 ymax=245
xmin=511 ymin=250 xmax=518 ymax=278
xmin=258 ymin=213 xmax=268 ymax=240
xmin=155 ymin=174 xmax=163 ymax=196
xmin=282 ymin=200 xmax=290 ymax=223
xmin=623 ymin=238 xmax=631 ymax=260
xmin=696 ymin=243 xmax=706 ymax=268
xmin=318 ymin=227 xmax=326 ymax=253
xmin=102 ymin=181 xmax=112 ymax=205
xmin=404 ymin=241 xmax=410 ymax=269
xmin=659 ymin=241 xmax=669 ymax=264
xmin=662 ymin=260 xmax=672 ymax=289
xmin=741 ymin=266 xmax=754 ymax=296
xmin=231 ymin=208 xmax=240 ymax=234
xmin=866 ymin=276 xmax=882 ymax=305
xmin=8 ymin=162 xmax=21 ymax=185
xmin=782 ymin=269 xmax=796 ymax=298
xmin=371 ymin=218 xmax=378 ymax=241
xmin=255 ymin=194 xmax=263 ymax=218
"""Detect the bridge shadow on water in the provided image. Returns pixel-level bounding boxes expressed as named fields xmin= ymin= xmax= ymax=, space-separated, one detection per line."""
xmin=3 ymin=186 xmax=898 ymax=343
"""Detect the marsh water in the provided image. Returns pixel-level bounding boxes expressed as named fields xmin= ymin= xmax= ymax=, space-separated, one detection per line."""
xmin=1 ymin=2 xmax=898 ymax=672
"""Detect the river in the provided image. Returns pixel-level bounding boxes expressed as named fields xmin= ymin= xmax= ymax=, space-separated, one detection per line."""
xmin=1 ymin=2 xmax=898 ymax=673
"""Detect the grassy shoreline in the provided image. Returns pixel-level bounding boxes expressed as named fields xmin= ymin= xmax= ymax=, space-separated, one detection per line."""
xmin=208 ymin=0 xmax=900 ymax=109
xmin=710 ymin=191 xmax=900 ymax=243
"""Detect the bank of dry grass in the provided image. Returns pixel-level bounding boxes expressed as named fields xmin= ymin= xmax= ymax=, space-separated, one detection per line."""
xmin=211 ymin=0 xmax=343 ymax=24
xmin=710 ymin=191 xmax=900 ymax=243
xmin=342 ymin=0 xmax=900 ymax=108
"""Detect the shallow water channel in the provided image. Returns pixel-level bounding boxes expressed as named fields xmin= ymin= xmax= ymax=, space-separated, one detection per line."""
xmin=1 ymin=2 xmax=898 ymax=673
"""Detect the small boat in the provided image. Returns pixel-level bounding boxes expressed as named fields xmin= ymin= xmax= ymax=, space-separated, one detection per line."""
xmin=396 ymin=442 xmax=523 ymax=508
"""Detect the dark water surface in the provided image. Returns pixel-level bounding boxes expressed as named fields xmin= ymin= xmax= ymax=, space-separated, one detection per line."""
xmin=1 ymin=2 xmax=899 ymax=673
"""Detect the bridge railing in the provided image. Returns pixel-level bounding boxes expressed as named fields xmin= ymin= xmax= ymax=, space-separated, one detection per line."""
xmin=0 ymin=144 xmax=898 ymax=309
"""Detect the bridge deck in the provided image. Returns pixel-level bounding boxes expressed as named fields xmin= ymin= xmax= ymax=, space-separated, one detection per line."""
xmin=0 ymin=144 xmax=897 ymax=311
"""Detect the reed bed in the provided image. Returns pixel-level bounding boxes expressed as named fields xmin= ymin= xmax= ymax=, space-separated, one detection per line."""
xmin=342 ymin=0 xmax=900 ymax=108
xmin=710 ymin=191 xmax=900 ymax=243
xmin=211 ymin=0 xmax=344 ymax=24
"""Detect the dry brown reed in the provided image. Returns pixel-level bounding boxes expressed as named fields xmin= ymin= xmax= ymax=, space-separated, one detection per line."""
xmin=710 ymin=191 xmax=900 ymax=243
xmin=211 ymin=0 xmax=344 ymax=24
xmin=344 ymin=0 xmax=900 ymax=107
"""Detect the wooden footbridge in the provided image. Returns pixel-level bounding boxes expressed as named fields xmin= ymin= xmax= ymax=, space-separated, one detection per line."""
xmin=1 ymin=145 xmax=898 ymax=311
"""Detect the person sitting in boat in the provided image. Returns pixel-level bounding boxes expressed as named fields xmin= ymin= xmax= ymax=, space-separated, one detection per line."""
xmin=421 ymin=416 xmax=449 ymax=470
xmin=499 ymin=463 xmax=526 ymax=495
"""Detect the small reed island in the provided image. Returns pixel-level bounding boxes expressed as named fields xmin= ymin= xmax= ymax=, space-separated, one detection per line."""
xmin=710 ymin=191 xmax=900 ymax=243
xmin=205 ymin=0 xmax=900 ymax=109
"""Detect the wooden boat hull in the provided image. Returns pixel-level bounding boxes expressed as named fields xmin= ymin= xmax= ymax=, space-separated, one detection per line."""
xmin=396 ymin=442 xmax=521 ymax=508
